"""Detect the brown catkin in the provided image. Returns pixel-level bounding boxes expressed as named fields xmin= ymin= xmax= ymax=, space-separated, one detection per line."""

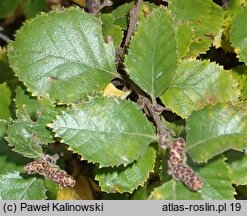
xmin=172 ymin=164 xmax=203 ymax=191
xmin=168 ymin=138 xmax=186 ymax=165
xmin=24 ymin=157 xmax=75 ymax=188
xmin=44 ymin=167 xmax=75 ymax=188
xmin=167 ymin=138 xmax=203 ymax=191
xmin=24 ymin=160 xmax=48 ymax=175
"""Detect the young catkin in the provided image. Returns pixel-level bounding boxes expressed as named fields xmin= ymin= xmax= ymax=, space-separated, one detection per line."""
xmin=170 ymin=164 xmax=203 ymax=191
xmin=167 ymin=138 xmax=203 ymax=191
xmin=168 ymin=138 xmax=186 ymax=165
xmin=24 ymin=156 xmax=75 ymax=188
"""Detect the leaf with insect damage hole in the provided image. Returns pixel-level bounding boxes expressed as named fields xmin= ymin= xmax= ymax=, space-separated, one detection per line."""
xmin=50 ymin=97 xmax=155 ymax=167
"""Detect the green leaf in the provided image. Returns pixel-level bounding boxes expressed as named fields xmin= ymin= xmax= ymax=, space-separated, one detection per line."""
xmin=198 ymin=157 xmax=235 ymax=200
xmin=0 ymin=119 xmax=9 ymax=154
xmin=100 ymin=14 xmax=123 ymax=47
xmin=0 ymin=47 xmax=17 ymax=87
xmin=15 ymin=85 xmax=55 ymax=118
xmin=228 ymin=0 xmax=247 ymax=11
xmin=149 ymin=180 xmax=203 ymax=200
xmin=230 ymin=8 xmax=247 ymax=64
xmin=0 ymin=120 xmax=30 ymax=173
xmin=226 ymin=151 xmax=247 ymax=185
xmin=235 ymin=185 xmax=247 ymax=199
xmin=125 ymin=7 xmax=177 ymax=99
xmin=170 ymin=0 xmax=223 ymax=57
xmin=160 ymin=60 xmax=239 ymax=118
xmin=6 ymin=87 xmax=57 ymax=158
xmin=0 ymin=138 xmax=27 ymax=174
xmin=21 ymin=0 xmax=48 ymax=19
xmin=0 ymin=57 xmax=11 ymax=84
xmin=110 ymin=2 xmax=157 ymax=30
xmin=0 ymin=150 xmax=26 ymax=175
xmin=175 ymin=22 xmax=194 ymax=60
xmin=0 ymin=0 xmax=21 ymax=19
xmin=239 ymin=76 xmax=247 ymax=100
xmin=161 ymin=118 xmax=185 ymax=138
xmin=8 ymin=7 xmax=117 ymax=103
xmin=0 ymin=120 xmax=47 ymax=200
xmin=0 ymin=83 xmax=11 ymax=120
xmin=150 ymin=156 xmax=234 ymax=200
xmin=0 ymin=59 xmax=11 ymax=84
xmin=131 ymin=187 xmax=148 ymax=200
xmin=6 ymin=118 xmax=43 ymax=158
xmin=186 ymin=103 xmax=247 ymax=163
xmin=239 ymin=74 xmax=247 ymax=100
xmin=111 ymin=2 xmax=134 ymax=29
xmin=51 ymin=97 xmax=155 ymax=167
xmin=0 ymin=47 xmax=8 ymax=63
xmin=0 ymin=172 xmax=46 ymax=200
xmin=43 ymin=179 xmax=59 ymax=200
xmin=217 ymin=1 xmax=247 ymax=53
xmin=101 ymin=192 xmax=130 ymax=200
xmin=95 ymin=146 xmax=156 ymax=193
xmin=231 ymin=65 xmax=247 ymax=100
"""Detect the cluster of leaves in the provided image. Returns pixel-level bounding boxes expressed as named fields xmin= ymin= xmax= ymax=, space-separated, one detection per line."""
xmin=0 ymin=0 xmax=247 ymax=200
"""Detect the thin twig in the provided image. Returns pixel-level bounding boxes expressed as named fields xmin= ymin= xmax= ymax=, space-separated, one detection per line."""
xmin=137 ymin=95 xmax=167 ymax=133
xmin=116 ymin=0 xmax=143 ymax=68
xmin=137 ymin=95 xmax=172 ymax=147
xmin=123 ymin=0 xmax=143 ymax=48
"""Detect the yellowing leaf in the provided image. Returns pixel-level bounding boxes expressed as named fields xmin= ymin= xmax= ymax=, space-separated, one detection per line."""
xmin=103 ymin=83 xmax=131 ymax=99
xmin=71 ymin=0 xmax=86 ymax=7
xmin=57 ymin=188 xmax=81 ymax=200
